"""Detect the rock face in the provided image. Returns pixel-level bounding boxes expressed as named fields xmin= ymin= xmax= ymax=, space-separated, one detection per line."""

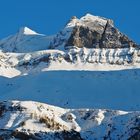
xmin=65 ymin=14 xmax=137 ymax=49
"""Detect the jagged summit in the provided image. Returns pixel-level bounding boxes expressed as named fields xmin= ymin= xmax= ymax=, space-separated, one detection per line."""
xmin=18 ymin=26 xmax=38 ymax=35
xmin=50 ymin=13 xmax=137 ymax=50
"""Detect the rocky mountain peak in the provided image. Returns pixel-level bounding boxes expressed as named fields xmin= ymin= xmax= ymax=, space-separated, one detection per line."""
xmin=63 ymin=14 xmax=137 ymax=49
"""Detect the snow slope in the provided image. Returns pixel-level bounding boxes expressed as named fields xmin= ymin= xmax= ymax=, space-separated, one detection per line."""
xmin=0 ymin=70 xmax=140 ymax=111
xmin=0 ymin=100 xmax=140 ymax=140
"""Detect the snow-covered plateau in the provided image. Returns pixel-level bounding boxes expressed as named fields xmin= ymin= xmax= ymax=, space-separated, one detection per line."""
xmin=0 ymin=14 xmax=140 ymax=139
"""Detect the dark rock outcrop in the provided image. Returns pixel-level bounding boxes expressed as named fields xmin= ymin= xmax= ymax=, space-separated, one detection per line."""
xmin=65 ymin=17 xmax=137 ymax=49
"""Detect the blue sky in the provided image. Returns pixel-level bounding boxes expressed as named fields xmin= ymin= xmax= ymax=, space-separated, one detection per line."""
xmin=0 ymin=0 xmax=140 ymax=44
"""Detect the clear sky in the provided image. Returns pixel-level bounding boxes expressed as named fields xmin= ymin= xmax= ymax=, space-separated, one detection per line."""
xmin=0 ymin=0 xmax=140 ymax=44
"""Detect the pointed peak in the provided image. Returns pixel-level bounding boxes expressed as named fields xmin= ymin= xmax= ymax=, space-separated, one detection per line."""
xmin=18 ymin=27 xmax=38 ymax=35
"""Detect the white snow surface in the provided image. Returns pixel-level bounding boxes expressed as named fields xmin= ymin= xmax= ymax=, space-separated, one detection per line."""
xmin=0 ymin=70 xmax=140 ymax=111
xmin=0 ymin=100 xmax=140 ymax=140
xmin=0 ymin=46 xmax=140 ymax=78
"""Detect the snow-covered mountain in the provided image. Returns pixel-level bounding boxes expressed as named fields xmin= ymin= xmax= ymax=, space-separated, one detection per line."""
xmin=0 ymin=13 xmax=140 ymax=139
xmin=0 ymin=100 xmax=140 ymax=140
xmin=0 ymin=14 xmax=140 ymax=78
xmin=0 ymin=27 xmax=53 ymax=53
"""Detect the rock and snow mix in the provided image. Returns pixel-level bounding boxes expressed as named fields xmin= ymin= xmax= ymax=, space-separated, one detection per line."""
xmin=0 ymin=100 xmax=140 ymax=140
xmin=0 ymin=14 xmax=139 ymax=78
xmin=0 ymin=14 xmax=140 ymax=139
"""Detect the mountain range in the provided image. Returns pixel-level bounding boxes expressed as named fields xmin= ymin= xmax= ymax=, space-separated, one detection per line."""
xmin=0 ymin=14 xmax=140 ymax=139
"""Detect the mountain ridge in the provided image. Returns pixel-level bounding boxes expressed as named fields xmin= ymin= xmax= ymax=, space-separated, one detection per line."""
xmin=0 ymin=13 xmax=139 ymax=53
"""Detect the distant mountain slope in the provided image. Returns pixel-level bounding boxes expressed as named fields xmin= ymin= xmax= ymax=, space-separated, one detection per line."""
xmin=0 ymin=27 xmax=53 ymax=53
xmin=0 ymin=100 xmax=140 ymax=140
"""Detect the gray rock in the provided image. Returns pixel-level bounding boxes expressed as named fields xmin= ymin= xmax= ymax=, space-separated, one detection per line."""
xmin=65 ymin=17 xmax=137 ymax=49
